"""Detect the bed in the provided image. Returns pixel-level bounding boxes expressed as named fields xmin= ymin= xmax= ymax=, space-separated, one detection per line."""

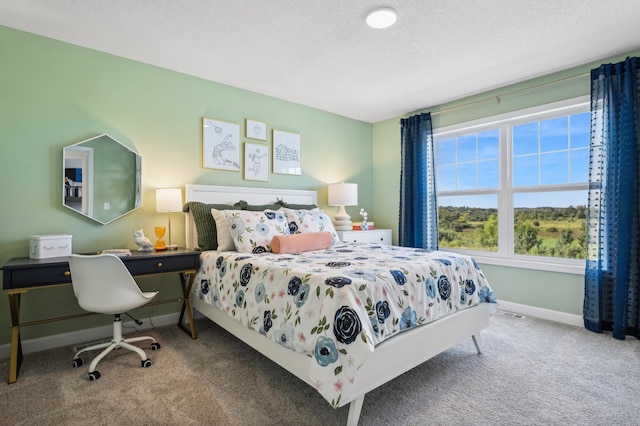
xmin=184 ymin=184 xmax=496 ymax=425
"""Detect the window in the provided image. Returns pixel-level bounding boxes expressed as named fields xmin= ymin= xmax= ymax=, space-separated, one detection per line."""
xmin=435 ymin=98 xmax=589 ymax=273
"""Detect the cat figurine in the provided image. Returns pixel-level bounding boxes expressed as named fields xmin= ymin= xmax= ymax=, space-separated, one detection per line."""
xmin=133 ymin=229 xmax=154 ymax=252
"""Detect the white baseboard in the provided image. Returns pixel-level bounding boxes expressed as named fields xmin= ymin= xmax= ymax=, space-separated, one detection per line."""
xmin=497 ymin=300 xmax=583 ymax=327
xmin=0 ymin=312 xmax=185 ymax=360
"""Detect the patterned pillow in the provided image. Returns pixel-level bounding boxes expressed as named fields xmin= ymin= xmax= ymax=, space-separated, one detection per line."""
xmin=279 ymin=207 xmax=340 ymax=244
xmin=224 ymin=209 xmax=290 ymax=253
xmin=183 ymin=201 xmax=236 ymax=251
xmin=211 ymin=208 xmax=238 ymax=251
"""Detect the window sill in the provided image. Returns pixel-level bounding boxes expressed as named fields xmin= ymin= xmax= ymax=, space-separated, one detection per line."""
xmin=441 ymin=249 xmax=585 ymax=275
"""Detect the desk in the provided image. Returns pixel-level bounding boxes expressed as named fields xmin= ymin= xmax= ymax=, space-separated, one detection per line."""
xmin=2 ymin=248 xmax=201 ymax=384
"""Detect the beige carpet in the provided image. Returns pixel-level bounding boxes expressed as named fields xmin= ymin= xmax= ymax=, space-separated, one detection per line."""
xmin=1 ymin=311 xmax=639 ymax=426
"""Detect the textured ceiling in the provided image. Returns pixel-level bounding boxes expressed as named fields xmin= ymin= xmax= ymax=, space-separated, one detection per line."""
xmin=2 ymin=0 xmax=639 ymax=123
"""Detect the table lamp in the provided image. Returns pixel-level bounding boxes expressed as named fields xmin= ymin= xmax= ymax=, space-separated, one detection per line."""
xmin=156 ymin=188 xmax=182 ymax=249
xmin=328 ymin=182 xmax=358 ymax=231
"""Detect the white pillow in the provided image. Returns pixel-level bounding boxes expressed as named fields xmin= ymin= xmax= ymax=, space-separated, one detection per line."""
xmin=223 ymin=209 xmax=290 ymax=253
xmin=279 ymin=207 xmax=341 ymax=244
xmin=211 ymin=208 xmax=236 ymax=251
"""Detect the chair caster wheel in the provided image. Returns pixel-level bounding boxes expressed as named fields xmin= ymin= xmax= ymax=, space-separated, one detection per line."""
xmin=151 ymin=342 xmax=161 ymax=350
xmin=72 ymin=358 xmax=84 ymax=368
xmin=142 ymin=359 xmax=152 ymax=368
xmin=88 ymin=371 xmax=101 ymax=381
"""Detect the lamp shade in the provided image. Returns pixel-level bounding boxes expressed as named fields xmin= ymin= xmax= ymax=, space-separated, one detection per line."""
xmin=156 ymin=188 xmax=182 ymax=212
xmin=328 ymin=183 xmax=358 ymax=206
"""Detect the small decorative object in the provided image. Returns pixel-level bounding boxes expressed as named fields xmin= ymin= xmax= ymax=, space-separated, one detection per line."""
xmin=202 ymin=117 xmax=241 ymax=171
xmin=244 ymin=143 xmax=269 ymax=181
xmin=246 ymin=119 xmax=267 ymax=140
xmin=273 ymin=129 xmax=301 ymax=175
xmin=156 ymin=188 xmax=182 ymax=249
xmin=154 ymin=226 xmax=167 ymax=251
xmin=100 ymin=248 xmax=132 ymax=257
xmin=29 ymin=234 xmax=73 ymax=259
xmin=133 ymin=229 xmax=154 ymax=252
xmin=359 ymin=209 xmax=369 ymax=231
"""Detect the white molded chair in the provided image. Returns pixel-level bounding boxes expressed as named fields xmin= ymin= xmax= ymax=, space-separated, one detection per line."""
xmin=68 ymin=253 xmax=160 ymax=381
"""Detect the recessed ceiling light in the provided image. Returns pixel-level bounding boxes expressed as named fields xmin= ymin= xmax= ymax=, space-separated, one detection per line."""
xmin=366 ymin=7 xmax=397 ymax=29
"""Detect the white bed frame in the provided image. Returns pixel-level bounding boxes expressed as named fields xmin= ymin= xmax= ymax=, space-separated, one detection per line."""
xmin=185 ymin=184 xmax=492 ymax=426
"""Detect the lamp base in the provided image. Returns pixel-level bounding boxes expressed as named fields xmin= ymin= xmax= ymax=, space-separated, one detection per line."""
xmin=166 ymin=244 xmax=178 ymax=250
xmin=334 ymin=215 xmax=352 ymax=231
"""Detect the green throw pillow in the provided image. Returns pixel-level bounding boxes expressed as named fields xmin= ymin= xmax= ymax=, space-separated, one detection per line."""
xmin=234 ymin=200 xmax=281 ymax=211
xmin=183 ymin=201 xmax=236 ymax=250
xmin=275 ymin=199 xmax=318 ymax=210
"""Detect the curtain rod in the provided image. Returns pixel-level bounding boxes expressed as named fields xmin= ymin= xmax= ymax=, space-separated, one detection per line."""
xmin=406 ymin=71 xmax=590 ymax=118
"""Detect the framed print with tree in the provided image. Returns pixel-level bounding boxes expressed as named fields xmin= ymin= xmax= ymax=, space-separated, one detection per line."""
xmin=202 ymin=117 xmax=241 ymax=171
xmin=272 ymin=130 xmax=301 ymax=175
xmin=246 ymin=119 xmax=267 ymax=141
xmin=244 ymin=143 xmax=269 ymax=181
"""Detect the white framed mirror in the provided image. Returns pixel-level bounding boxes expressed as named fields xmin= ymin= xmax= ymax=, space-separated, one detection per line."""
xmin=63 ymin=134 xmax=141 ymax=224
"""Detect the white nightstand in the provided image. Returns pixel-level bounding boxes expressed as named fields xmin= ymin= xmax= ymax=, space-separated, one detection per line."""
xmin=337 ymin=229 xmax=392 ymax=245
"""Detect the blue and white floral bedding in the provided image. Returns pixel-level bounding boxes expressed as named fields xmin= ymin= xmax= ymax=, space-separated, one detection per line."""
xmin=192 ymin=242 xmax=496 ymax=407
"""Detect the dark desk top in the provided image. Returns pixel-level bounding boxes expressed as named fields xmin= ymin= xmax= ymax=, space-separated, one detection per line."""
xmin=2 ymin=248 xmax=201 ymax=290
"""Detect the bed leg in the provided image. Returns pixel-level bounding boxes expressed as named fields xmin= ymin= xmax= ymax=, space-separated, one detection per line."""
xmin=346 ymin=395 xmax=365 ymax=426
xmin=472 ymin=334 xmax=483 ymax=354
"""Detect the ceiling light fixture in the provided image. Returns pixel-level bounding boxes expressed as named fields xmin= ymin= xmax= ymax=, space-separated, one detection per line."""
xmin=366 ymin=7 xmax=397 ymax=29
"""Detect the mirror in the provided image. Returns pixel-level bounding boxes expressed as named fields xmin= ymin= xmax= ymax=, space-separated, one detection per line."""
xmin=63 ymin=134 xmax=141 ymax=225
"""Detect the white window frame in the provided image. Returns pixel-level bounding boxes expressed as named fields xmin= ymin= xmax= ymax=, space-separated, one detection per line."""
xmin=434 ymin=96 xmax=589 ymax=275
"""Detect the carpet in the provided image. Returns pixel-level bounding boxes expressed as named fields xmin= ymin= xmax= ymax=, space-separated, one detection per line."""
xmin=1 ymin=311 xmax=639 ymax=425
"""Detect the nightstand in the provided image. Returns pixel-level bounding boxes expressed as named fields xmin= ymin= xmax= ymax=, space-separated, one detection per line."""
xmin=337 ymin=229 xmax=392 ymax=245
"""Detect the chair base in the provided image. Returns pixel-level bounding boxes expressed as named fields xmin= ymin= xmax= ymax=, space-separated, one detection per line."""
xmin=72 ymin=314 xmax=159 ymax=380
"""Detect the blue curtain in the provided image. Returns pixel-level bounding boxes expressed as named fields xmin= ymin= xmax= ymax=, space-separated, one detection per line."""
xmin=584 ymin=56 xmax=640 ymax=339
xmin=399 ymin=112 xmax=438 ymax=249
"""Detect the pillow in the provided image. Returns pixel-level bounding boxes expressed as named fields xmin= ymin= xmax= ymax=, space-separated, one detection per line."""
xmin=271 ymin=232 xmax=333 ymax=254
xmin=275 ymin=199 xmax=318 ymax=210
xmin=234 ymin=200 xmax=281 ymax=211
xmin=183 ymin=202 xmax=236 ymax=251
xmin=224 ymin=209 xmax=290 ymax=253
xmin=280 ymin=207 xmax=341 ymax=244
xmin=211 ymin=208 xmax=237 ymax=251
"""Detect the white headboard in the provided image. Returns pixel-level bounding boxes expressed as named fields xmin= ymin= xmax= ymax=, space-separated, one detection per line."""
xmin=184 ymin=184 xmax=318 ymax=249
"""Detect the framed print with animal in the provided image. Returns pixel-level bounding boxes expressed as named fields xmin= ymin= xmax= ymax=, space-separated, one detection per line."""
xmin=272 ymin=129 xmax=301 ymax=175
xmin=202 ymin=117 xmax=241 ymax=171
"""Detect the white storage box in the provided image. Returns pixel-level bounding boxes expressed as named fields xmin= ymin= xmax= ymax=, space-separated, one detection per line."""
xmin=29 ymin=234 xmax=73 ymax=259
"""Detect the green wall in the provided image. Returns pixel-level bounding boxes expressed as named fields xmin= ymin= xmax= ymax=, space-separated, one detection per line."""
xmin=372 ymin=48 xmax=640 ymax=317
xmin=3 ymin=22 xmax=638 ymax=349
xmin=0 ymin=26 xmax=372 ymax=346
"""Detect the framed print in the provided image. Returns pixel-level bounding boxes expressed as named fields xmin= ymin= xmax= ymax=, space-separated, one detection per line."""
xmin=244 ymin=143 xmax=269 ymax=181
xmin=202 ymin=117 xmax=241 ymax=171
xmin=246 ymin=119 xmax=267 ymax=140
xmin=272 ymin=130 xmax=301 ymax=175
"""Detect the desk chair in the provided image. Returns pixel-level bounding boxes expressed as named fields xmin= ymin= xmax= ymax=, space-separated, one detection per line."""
xmin=68 ymin=253 xmax=161 ymax=381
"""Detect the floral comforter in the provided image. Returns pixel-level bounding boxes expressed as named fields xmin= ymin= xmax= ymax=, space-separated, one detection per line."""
xmin=192 ymin=242 xmax=496 ymax=407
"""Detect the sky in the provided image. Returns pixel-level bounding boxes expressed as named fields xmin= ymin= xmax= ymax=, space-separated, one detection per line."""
xmin=436 ymin=112 xmax=589 ymax=209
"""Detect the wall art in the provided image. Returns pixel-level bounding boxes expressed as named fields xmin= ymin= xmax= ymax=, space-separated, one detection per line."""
xmin=246 ymin=119 xmax=267 ymax=140
xmin=202 ymin=117 xmax=241 ymax=171
xmin=244 ymin=142 xmax=269 ymax=181
xmin=272 ymin=129 xmax=301 ymax=175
